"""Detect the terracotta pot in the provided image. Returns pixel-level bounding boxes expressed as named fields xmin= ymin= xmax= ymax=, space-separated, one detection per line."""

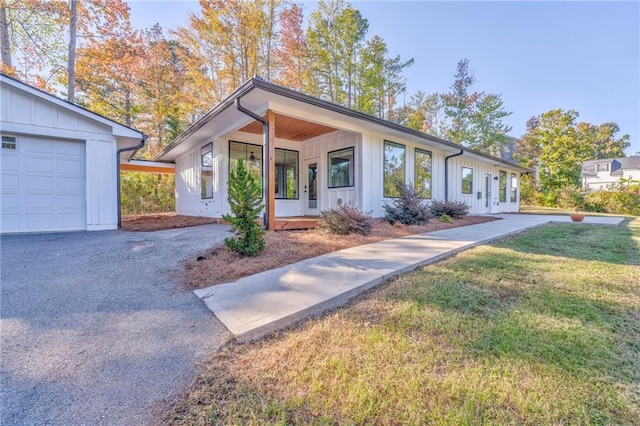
xmin=570 ymin=213 xmax=585 ymax=222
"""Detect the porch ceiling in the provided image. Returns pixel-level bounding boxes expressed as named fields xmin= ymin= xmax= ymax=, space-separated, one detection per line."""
xmin=238 ymin=112 xmax=337 ymax=141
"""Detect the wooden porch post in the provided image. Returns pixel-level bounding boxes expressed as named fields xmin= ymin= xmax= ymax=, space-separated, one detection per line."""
xmin=267 ymin=110 xmax=276 ymax=230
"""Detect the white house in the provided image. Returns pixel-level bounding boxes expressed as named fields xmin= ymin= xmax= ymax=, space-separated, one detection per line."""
xmin=0 ymin=73 xmax=146 ymax=233
xmin=156 ymin=77 xmax=529 ymax=229
xmin=581 ymin=157 xmax=640 ymax=190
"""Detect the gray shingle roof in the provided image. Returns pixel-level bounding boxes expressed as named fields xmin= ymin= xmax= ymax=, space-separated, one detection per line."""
xmin=581 ymin=157 xmax=640 ymax=177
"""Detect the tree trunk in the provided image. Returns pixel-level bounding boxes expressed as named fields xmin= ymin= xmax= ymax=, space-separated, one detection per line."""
xmin=0 ymin=5 xmax=11 ymax=69
xmin=67 ymin=0 xmax=77 ymax=102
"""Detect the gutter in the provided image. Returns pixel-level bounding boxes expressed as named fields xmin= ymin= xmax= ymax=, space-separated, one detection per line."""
xmin=234 ymin=98 xmax=270 ymax=230
xmin=444 ymin=149 xmax=464 ymax=202
xmin=117 ymin=135 xmax=148 ymax=228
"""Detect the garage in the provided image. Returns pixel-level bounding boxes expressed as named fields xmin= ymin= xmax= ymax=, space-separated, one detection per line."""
xmin=0 ymin=74 xmax=145 ymax=233
xmin=1 ymin=135 xmax=86 ymax=232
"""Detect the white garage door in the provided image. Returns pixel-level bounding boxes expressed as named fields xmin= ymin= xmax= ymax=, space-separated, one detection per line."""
xmin=1 ymin=135 xmax=86 ymax=233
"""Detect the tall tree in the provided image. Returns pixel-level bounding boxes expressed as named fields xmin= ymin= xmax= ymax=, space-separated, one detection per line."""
xmin=516 ymin=108 xmax=630 ymax=192
xmin=398 ymin=91 xmax=449 ymax=137
xmin=467 ymin=93 xmax=512 ymax=154
xmin=307 ymin=0 xmax=368 ymax=106
xmin=173 ymin=0 xmax=289 ymax=109
xmin=0 ymin=0 xmax=67 ymax=89
xmin=0 ymin=4 xmax=12 ymax=72
xmin=67 ymin=0 xmax=77 ymax=101
xmin=273 ymin=3 xmax=308 ymax=90
xmin=75 ymin=19 xmax=145 ymax=127
xmin=357 ymin=34 xmax=386 ymax=116
xmin=137 ymin=25 xmax=189 ymax=158
xmin=443 ymin=58 xmax=481 ymax=145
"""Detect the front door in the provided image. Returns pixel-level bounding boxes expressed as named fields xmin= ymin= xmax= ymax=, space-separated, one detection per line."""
xmin=485 ymin=173 xmax=492 ymax=213
xmin=304 ymin=159 xmax=320 ymax=216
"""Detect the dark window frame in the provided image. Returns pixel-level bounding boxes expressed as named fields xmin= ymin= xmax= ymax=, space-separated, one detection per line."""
xmin=510 ymin=173 xmax=518 ymax=203
xmin=327 ymin=146 xmax=355 ymax=188
xmin=414 ymin=148 xmax=432 ymax=199
xmin=499 ymin=170 xmax=507 ymax=203
xmin=229 ymin=140 xmax=264 ymax=174
xmin=462 ymin=166 xmax=474 ymax=195
xmin=383 ymin=140 xmax=406 ymax=198
xmin=200 ymin=142 xmax=214 ymax=199
xmin=275 ymin=147 xmax=299 ymax=200
xmin=1 ymin=135 xmax=16 ymax=150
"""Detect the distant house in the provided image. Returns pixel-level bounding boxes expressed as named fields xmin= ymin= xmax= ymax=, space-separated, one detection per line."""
xmin=581 ymin=157 xmax=640 ymax=190
xmin=155 ymin=77 xmax=530 ymax=229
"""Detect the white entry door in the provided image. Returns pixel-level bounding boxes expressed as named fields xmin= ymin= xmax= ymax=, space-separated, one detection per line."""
xmin=303 ymin=158 xmax=320 ymax=216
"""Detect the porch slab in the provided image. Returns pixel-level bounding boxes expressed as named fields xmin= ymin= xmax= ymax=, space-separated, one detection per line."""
xmin=274 ymin=217 xmax=322 ymax=231
xmin=194 ymin=213 xmax=626 ymax=342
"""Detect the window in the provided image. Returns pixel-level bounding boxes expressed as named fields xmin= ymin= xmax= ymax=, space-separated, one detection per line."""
xmin=499 ymin=170 xmax=507 ymax=202
xmin=384 ymin=141 xmax=406 ymax=197
xmin=275 ymin=149 xmax=298 ymax=199
xmin=201 ymin=143 xmax=213 ymax=199
xmin=461 ymin=167 xmax=473 ymax=195
xmin=229 ymin=141 xmax=263 ymax=181
xmin=328 ymin=147 xmax=354 ymax=188
xmin=1 ymin=135 xmax=16 ymax=150
xmin=414 ymin=148 xmax=432 ymax=199
xmin=597 ymin=163 xmax=610 ymax=172
xmin=510 ymin=173 xmax=518 ymax=203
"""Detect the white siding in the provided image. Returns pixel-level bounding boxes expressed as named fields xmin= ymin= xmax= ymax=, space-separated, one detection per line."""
xmin=362 ymin=132 xmax=449 ymax=217
xmin=302 ymin=131 xmax=360 ymax=214
xmin=175 ymin=139 xmax=220 ymax=218
xmin=174 ymin=130 xmax=360 ymax=218
xmin=0 ymin=82 xmax=124 ymax=232
xmin=446 ymin=157 xmax=520 ymax=214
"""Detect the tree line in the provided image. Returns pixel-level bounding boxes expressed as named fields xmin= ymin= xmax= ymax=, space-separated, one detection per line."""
xmin=1 ymin=0 xmax=518 ymax=158
xmin=1 ymin=0 xmax=632 ymax=211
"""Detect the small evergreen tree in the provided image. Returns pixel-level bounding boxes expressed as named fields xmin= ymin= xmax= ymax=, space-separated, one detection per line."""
xmin=223 ymin=158 xmax=265 ymax=256
xmin=383 ymin=180 xmax=430 ymax=225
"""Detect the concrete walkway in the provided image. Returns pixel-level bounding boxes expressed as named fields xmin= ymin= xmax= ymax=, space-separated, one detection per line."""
xmin=194 ymin=214 xmax=625 ymax=342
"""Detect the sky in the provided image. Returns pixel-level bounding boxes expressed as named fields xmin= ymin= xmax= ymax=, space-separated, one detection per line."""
xmin=127 ymin=0 xmax=640 ymax=155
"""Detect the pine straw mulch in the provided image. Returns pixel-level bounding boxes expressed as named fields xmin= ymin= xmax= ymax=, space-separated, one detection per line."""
xmin=183 ymin=215 xmax=500 ymax=290
xmin=121 ymin=213 xmax=218 ymax=232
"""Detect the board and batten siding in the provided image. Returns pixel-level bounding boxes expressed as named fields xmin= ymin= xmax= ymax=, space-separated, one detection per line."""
xmin=446 ymin=156 xmax=520 ymax=214
xmin=173 ymin=129 xmax=360 ymax=218
xmin=302 ymin=130 xmax=360 ymax=213
xmin=0 ymin=83 xmax=122 ymax=231
xmin=361 ymin=132 xmax=447 ymax=217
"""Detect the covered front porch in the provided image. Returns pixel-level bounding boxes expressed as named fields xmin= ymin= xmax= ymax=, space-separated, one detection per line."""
xmin=232 ymin=109 xmax=359 ymax=230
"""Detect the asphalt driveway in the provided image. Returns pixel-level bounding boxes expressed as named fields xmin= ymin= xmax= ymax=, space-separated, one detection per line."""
xmin=1 ymin=225 xmax=231 ymax=425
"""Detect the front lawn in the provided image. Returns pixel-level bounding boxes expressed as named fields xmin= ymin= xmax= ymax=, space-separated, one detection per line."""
xmin=165 ymin=220 xmax=640 ymax=425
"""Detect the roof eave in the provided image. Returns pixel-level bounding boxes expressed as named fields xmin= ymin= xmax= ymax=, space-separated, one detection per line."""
xmin=158 ymin=77 xmax=532 ymax=173
xmin=1 ymin=73 xmax=145 ymax=140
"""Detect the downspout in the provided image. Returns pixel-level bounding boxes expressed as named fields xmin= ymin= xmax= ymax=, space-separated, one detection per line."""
xmin=444 ymin=149 xmax=464 ymax=202
xmin=235 ymin=98 xmax=269 ymax=230
xmin=116 ymin=135 xmax=147 ymax=228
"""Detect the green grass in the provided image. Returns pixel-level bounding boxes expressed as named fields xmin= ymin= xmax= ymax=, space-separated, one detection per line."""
xmin=166 ymin=220 xmax=640 ymax=425
xmin=520 ymin=205 xmax=636 ymax=218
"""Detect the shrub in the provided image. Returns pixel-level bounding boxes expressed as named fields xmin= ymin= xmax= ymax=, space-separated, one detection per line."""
xmin=556 ymin=186 xmax=585 ymax=210
xmin=223 ymin=158 xmax=266 ymax=256
xmin=120 ymin=171 xmax=175 ymax=214
xmin=320 ymin=203 xmax=373 ymax=235
xmin=383 ymin=181 xmax=430 ymax=225
xmin=440 ymin=214 xmax=452 ymax=223
xmin=429 ymin=200 xmax=470 ymax=219
xmin=585 ymin=190 xmax=640 ymax=216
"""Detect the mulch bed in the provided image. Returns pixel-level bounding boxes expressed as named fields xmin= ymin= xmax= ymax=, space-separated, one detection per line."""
xmin=121 ymin=213 xmax=218 ymax=232
xmin=183 ymin=215 xmax=500 ymax=290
